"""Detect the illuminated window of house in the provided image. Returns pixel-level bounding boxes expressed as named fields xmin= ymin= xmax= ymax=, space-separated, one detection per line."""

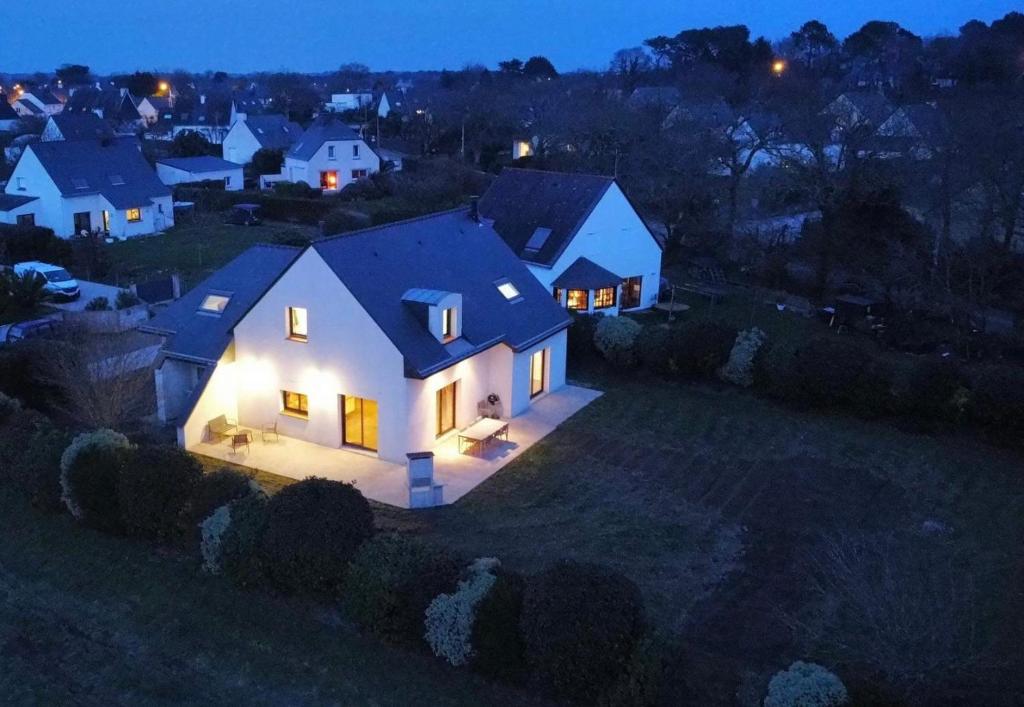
xmin=441 ymin=307 xmax=456 ymax=341
xmin=282 ymin=390 xmax=308 ymax=417
xmin=288 ymin=307 xmax=308 ymax=341
xmin=198 ymin=293 xmax=231 ymax=314
xmin=320 ymin=171 xmax=338 ymax=190
xmin=496 ymin=281 xmax=520 ymax=301
xmin=593 ymin=287 xmax=616 ymax=309
xmin=566 ymin=289 xmax=588 ymax=311
xmin=126 ymin=207 xmax=142 ymax=222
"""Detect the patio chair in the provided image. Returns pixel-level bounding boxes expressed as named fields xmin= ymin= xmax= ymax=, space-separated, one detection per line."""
xmin=229 ymin=431 xmax=252 ymax=455
xmin=260 ymin=421 xmax=279 ymax=443
xmin=207 ymin=414 xmax=237 ymax=442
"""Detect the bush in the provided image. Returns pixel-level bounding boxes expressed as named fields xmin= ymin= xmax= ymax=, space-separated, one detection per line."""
xmin=425 ymin=557 xmax=500 ymax=666
xmin=719 ymin=327 xmax=768 ymax=387
xmin=764 ymin=337 xmax=872 ymax=408
xmin=889 ymin=358 xmax=961 ymax=422
xmin=966 ymin=364 xmax=1024 ymax=439
xmin=20 ymin=423 xmax=72 ymax=512
xmin=521 ymin=560 xmax=646 ymax=703
xmin=470 ymin=570 xmax=529 ymax=683
xmin=184 ymin=468 xmax=256 ymax=545
xmin=257 ymin=195 xmax=334 ymax=224
xmin=343 ymin=534 xmax=459 ymax=644
xmin=0 ymin=223 xmax=72 ymax=267
xmin=675 ymin=320 xmax=738 ymax=378
xmin=220 ymin=493 xmax=269 ymax=588
xmin=0 ymin=391 xmax=21 ymax=425
xmin=84 ymin=296 xmax=111 ymax=311
xmin=260 ymin=478 xmax=374 ymax=597
xmin=600 ymin=637 xmax=665 ymax=707
xmin=60 ymin=429 xmax=131 ymax=528
xmin=251 ymin=147 xmax=284 ymax=176
xmin=200 ymin=503 xmax=233 ymax=574
xmin=272 ymin=181 xmax=322 ymax=199
xmin=115 ymin=290 xmax=141 ymax=309
xmin=637 ymin=325 xmax=676 ymax=374
xmin=567 ymin=313 xmax=600 ymax=361
xmin=322 ymin=208 xmax=371 ymax=236
xmin=118 ymin=445 xmax=203 ymax=542
xmin=594 ymin=316 xmax=642 ymax=368
xmin=763 ymin=661 xmax=849 ymax=707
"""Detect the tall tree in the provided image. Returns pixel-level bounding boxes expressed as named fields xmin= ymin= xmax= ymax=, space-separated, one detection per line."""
xmin=523 ymin=56 xmax=558 ymax=80
xmin=789 ymin=21 xmax=838 ymax=66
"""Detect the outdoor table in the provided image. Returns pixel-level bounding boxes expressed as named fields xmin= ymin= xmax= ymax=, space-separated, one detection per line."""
xmin=457 ymin=418 xmax=509 ymax=456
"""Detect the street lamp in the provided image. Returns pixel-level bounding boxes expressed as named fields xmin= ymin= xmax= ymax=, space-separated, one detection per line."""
xmin=771 ymin=59 xmax=787 ymax=77
xmin=158 ymin=81 xmax=170 ymax=95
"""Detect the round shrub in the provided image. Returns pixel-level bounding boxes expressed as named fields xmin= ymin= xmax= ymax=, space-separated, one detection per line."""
xmin=260 ymin=477 xmax=374 ymax=597
xmin=889 ymin=358 xmax=961 ymax=421
xmin=966 ymin=364 xmax=1024 ymax=439
xmin=118 ymin=445 xmax=203 ymax=542
xmin=220 ymin=493 xmax=270 ymax=588
xmin=594 ymin=316 xmax=642 ymax=368
xmin=184 ymin=468 xmax=256 ymax=547
xmin=521 ymin=560 xmax=646 ymax=703
xmin=600 ymin=637 xmax=665 ymax=707
xmin=637 ymin=325 xmax=676 ymax=374
xmin=675 ymin=320 xmax=738 ymax=378
xmin=763 ymin=661 xmax=849 ymax=707
xmin=60 ymin=429 xmax=131 ymax=528
xmin=764 ymin=337 xmax=872 ymax=408
xmin=200 ymin=503 xmax=232 ymax=574
xmin=567 ymin=313 xmax=599 ymax=361
xmin=470 ymin=569 xmax=528 ymax=683
xmin=21 ymin=423 xmax=73 ymax=512
xmin=425 ymin=557 xmax=500 ymax=666
xmin=719 ymin=327 xmax=768 ymax=387
xmin=115 ymin=290 xmax=141 ymax=309
xmin=343 ymin=534 xmax=459 ymax=644
xmin=84 ymin=296 xmax=111 ymax=311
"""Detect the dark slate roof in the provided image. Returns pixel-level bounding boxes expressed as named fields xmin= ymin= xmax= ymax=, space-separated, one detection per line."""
xmin=0 ymin=194 xmax=38 ymax=211
xmin=897 ymin=104 xmax=949 ymax=145
xmin=157 ymin=156 xmax=242 ymax=172
xmin=48 ymin=113 xmax=114 ymax=141
xmin=28 ymin=138 xmax=171 ymax=209
xmin=0 ymin=100 xmax=18 ymax=120
xmin=836 ymin=92 xmax=894 ymax=126
xmin=313 ymin=208 xmax=570 ymax=378
xmin=15 ymin=99 xmax=43 ymax=115
xmin=143 ymin=96 xmax=172 ymax=111
xmin=65 ymin=88 xmax=140 ymax=122
xmin=288 ymin=115 xmax=362 ymax=160
xmin=141 ymin=244 xmax=302 ymax=363
xmin=551 ymin=257 xmax=622 ymax=289
xmin=628 ymin=86 xmax=681 ymax=108
xmin=477 ymin=168 xmax=614 ymax=267
xmin=243 ymin=114 xmax=304 ymax=150
xmin=664 ymin=97 xmax=735 ymax=129
xmin=27 ymin=89 xmax=61 ymax=105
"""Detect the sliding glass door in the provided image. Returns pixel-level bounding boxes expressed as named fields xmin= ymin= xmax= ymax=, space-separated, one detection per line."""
xmin=342 ymin=395 xmax=378 ymax=451
xmin=436 ymin=381 xmax=456 ymax=437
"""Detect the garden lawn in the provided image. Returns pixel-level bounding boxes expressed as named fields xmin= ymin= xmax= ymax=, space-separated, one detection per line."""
xmin=0 ymin=485 xmax=548 ymax=707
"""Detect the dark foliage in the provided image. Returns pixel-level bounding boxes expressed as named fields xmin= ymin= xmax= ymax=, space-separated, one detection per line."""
xmin=637 ymin=325 xmax=677 ymax=374
xmin=221 ymin=493 xmax=269 ymax=589
xmin=0 ymin=224 xmax=72 ymax=266
xmin=343 ymin=534 xmax=459 ymax=644
xmin=118 ymin=445 xmax=203 ymax=542
xmin=259 ymin=478 xmax=374 ymax=597
xmin=763 ymin=336 xmax=874 ymax=408
xmin=65 ymin=444 xmax=128 ymax=533
xmin=184 ymin=468 xmax=254 ymax=545
xmin=520 ymin=560 xmax=646 ymax=703
xmin=171 ymin=130 xmax=216 ymax=157
xmin=470 ymin=570 xmax=529 ymax=683
xmin=567 ymin=312 xmax=600 ymax=361
xmin=967 ymin=364 xmax=1024 ymax=443
xmin=674 ymin=320 xmax=737 ymax=377
xmin=251 ymin=148 xmax=284 ymax=176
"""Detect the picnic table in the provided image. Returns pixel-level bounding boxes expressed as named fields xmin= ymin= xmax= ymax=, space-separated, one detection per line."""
xmin=457 ymin=418 xmax=509 ymax=456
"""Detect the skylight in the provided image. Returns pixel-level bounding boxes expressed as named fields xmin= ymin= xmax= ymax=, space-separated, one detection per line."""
xmin=198 ymin=293 xmax=231 ymax=314
xmin=71 ymin=177 xmax=89 ymax=190
xmin=523 ymin=227 xmax=552 ymax=254
xmin=496 ymin=281 xmax=520 ymax=300
xmin=108 ymin=174 xmax=125 ymax=185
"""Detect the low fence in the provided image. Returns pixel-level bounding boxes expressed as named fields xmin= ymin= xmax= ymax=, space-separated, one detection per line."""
xmin=62 ymin=304 xmax=150 ymax=334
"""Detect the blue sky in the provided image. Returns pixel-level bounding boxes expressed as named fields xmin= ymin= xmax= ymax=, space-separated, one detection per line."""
xmin=2 ymin=0 xmax=1019 ymax=74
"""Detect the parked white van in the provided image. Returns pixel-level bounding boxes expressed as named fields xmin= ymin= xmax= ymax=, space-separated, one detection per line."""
xmin=13 ymin=261 xmax=81 ymax=300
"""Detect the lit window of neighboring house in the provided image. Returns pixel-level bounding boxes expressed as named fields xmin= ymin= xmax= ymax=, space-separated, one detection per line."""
xmin=288 ymin=306 xmax=308 ymax=341
xmin=327 ymin=145 xmax=336 ymax=160
xmin=282 ymin=390 xmax=308 ymax=417
xmin=552 ymin=287 xmax=564 ymax=303
xmin=126 ymin=207 xmax=142 ymax=222
xmin=320 ymin=171 xmax=338 ymax=190
xmin=566 ymin=289 xmax=588 ymax=311
xmin=593 ymin=287 xmax=616 ymax=309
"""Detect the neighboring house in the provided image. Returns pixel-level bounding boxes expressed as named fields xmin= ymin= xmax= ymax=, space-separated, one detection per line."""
xmin=65 ymin=87 xmax=142 ymax=126
xmin=13 ymin=89 xmax=63 ymax=116
xmin=822 ymin=92 xmax=894 ymax=135
xmin=0 ymin=99 xmax=19 ymax=131
xmin=3 ymin=134 xmax=37 ymax=166
xmin=375 ymin=91 xmax=392 ymax=118
xmin=40 ymin=113 xmax=114 ymax=142
xmin=221 ymin=114 xmax=303 ymax=165
xmin=171 ymin=96 xmax=231 ymax=144
xmin=627 ymin=86 xmax=682 ymax=110
xmin=135 ymin=95 xmax=173 ymax=125
xmin=11 ymin=97 xmax=44 ymax=118
xmin=0 ymin=194 xmax=40 ymax=226
xmin=325 ymin=91 xmax=373 ymax=113
xmin=156 ymin=156 xmax=244 ymax=191
xmin=1 ymin=137 xmax=173 ymax=238
xmin=478 ymin=168 xmax=663 ymax=315
xmin=147 ymin=208 xmax=570 ymax=465
xmin=662 ymin=96 xmax=735 ymax=131
xmin=281 ymin=115 xmax=379 ymax=192
xmin=874 ymin=103 xmax=949 ymax=158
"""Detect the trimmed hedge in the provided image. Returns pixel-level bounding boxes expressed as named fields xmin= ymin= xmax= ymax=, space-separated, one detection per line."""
xmin=184 ymin=468 xmax=255 ymax=546
xmin=674 ymin=320 xmax=738 ymax=378
xmin=567 ymin=313 xmax=600 ymax=361
xmin=221 ymin=493 xmax=270 ymax=589
xmin=0 ymin=223 xmax=72 ymax=266
xmin=594 ymin=316 xmax=642 ymax=368
xmin=259 ymin=478 xmax=374 ymax=597
xmin=118 ymin=445 xmax=203 ymax=542
xmin=63 ymin=443 xmax=129 ymax=532
xmin=470 ymin=569 xmax=529 ymax=684
xmin=520 ymin=560 xmax=646 ymax=703
xmin=343 ymin=534 xmax=459 ymax=644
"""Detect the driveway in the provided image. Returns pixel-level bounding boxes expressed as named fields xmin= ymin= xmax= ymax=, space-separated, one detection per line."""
xmin=50 ymin=281 xmax=124 ymax=312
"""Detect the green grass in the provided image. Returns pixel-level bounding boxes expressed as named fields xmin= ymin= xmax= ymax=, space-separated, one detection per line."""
xmin=103 ymin=214 xmax=317 ymax=289
xmin=0 ymin=485 xmax=547 ymax=707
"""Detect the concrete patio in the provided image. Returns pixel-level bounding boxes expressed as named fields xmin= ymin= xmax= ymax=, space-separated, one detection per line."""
xmin=189 ymin=384 xmax=601 ymax=508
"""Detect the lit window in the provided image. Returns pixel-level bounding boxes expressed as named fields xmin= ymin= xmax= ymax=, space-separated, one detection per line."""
xmin=352 ymin=144 xmax=360 ymax=158
xmin=198 ymin=293 xmax=231 ymax=314
xmin=441 ymin=307 xmax=455 ymax=340
xmin=126 ymin=207 xmax=142 ymax=222
xmin=282 ymin=390 xmax=308 ymax=417
xmin=288 ymin=306 xmax=308 ymax=341
xmin=594 ymin=287 xmax=616 ymax=309
xmin=567 ymin=289 xmax=588 ymax=311
xmin=320 ymin=171 xmax=338 ymax=190
xmin=327 ymin=145 xmax=336 ymax=160
xmin=496 ymin=281 xmax=520 ymax=300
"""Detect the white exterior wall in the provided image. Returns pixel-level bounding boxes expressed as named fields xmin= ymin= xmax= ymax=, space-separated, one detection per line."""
xmin=509 ymin=329 xmax=567 ymax=415
xmin=0 ymin=198 xmax=39 ymax=225
xmin=283 ymin=139 xmax=380 ymax=192
xmin=178 ymin=349 xmax=239 ymax=448
xmin=531 ymin=184 xmax=662 ymax=314
xmin=222 ymin=122 xmax=263 ymax=164
xmin=231 ymin=249 xmax=410 ymax=462
xmin=156 ymin=356 xmax=208 ymax=423
xmin=156 ymin=163 xmax=244 ymax=191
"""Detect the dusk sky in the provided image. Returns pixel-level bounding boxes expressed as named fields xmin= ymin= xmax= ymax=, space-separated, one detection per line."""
xmin=3 ymin=0 xmax=1020 ymax=75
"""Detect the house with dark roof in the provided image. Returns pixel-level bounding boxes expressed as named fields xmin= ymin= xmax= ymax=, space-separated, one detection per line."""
xmin=169 ymin=95 xmax=232 ymax=144
xmin=478 ymin=169 xmax=663 ymax=314
xmin=64 ymin=87 xmax=143 ymax=126
xmin=0 ymin=98 xmax=19 ymax=131
xmin=221 ymin=114 xmax=304 ymax=165
xmin=40 ymin=113 xmax=114 ymax=142
xmin=874 ymin=103 xmax=950 ymax=159
xmin=822 ymin=92 xmax=895 ymax=136
xmin=156 ymin=208 xmax=572 ymax=471
xmin=628 ymin=86 xmax=682 ymax=110
xmin=135 ymin=95 xmax=173 ymax=125
xmin=1 ymin=137 xmax=173 ymax=237
xmin=280 ymin=115 xmax=379 ymax=191
xmin=13 ymin=89 xmax=63 ymax=117
xmin=156 ymin=156 xmax=244 ymax=191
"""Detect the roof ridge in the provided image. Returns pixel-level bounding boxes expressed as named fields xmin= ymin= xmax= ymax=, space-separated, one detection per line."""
xmin=314 ymin=206 xmax=472 ymax=244
xmin=502 ymin=166 xmax=615 ymax=182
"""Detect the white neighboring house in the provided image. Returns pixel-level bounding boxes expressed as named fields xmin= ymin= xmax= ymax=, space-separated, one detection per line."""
xmin=144 ymin=209 xmax=570 ymax=465
xmin=135 ymin=96 xmax=172 ymax=126
xmin=13 ymin=89 xmax=63 ymax=117
xmin=222 ymin=114 xmax=303 ymax=165
xmin=0 ymin=137 xmax=173 ymax=238
xmin=325 ymin=91 xmax=373 ymax=113
xmin=478 ymin=169 xmax=663 ymax=315
xmin=281 ymin=115 xmax=379 ymax=192
xmin=156 ymin=156 xmax=244 ymax=191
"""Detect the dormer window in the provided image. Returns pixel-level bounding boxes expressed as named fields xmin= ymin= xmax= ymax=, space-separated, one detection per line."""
xmin=288 ymin=306 xmax=308 ymax=341
xmin=441 ymin=307 xmax=456 ymax=341
xmin=198 ymin=293 xmax=231 ymax=314
xmin=401 ymin=288 xmax=462 ymax=344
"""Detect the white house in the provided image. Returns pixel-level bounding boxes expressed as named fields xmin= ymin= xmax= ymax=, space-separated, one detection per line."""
xmin=156 ymin=156 xmax=244 ymax=191
xmin=280 ymin=115 xmax=379 ymax=192
xmin=135 ymin=95 xmax=172 ymax=126
xmin=13 ymin=89 xmax=63 ymax=117
xmin=478 ymin=169 xmax=663 ymax=315
xmin=144 ymin=208 xmax=570 ymax=466
xmin=325 ymin=91 xmax=373 ymax=113
xmin=0 ymin=137 xmax=173 ymax=238
xmin=222 ymin=114 xmax=303 ymax=165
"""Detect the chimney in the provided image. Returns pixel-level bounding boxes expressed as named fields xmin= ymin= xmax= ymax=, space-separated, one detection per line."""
xmin=468 ymin=196 xmax=479 ymax=223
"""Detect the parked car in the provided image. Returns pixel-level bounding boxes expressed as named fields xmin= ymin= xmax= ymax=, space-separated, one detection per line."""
xmin=1 ymin=317 xmax=62 ymax=344
xmin=226 ymin=203 xmax=262 ymax=226
xmin=13 ymin=261 xmax=81 ymax=300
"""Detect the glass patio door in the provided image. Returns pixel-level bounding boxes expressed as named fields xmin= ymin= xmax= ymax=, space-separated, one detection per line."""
xmin=530 ymin=349 xmax=546 ymax=398
xmin=342 ymin=395 xmax=378 ymax=451
xmin=436 ymin=381 xmax=456 ymax=437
